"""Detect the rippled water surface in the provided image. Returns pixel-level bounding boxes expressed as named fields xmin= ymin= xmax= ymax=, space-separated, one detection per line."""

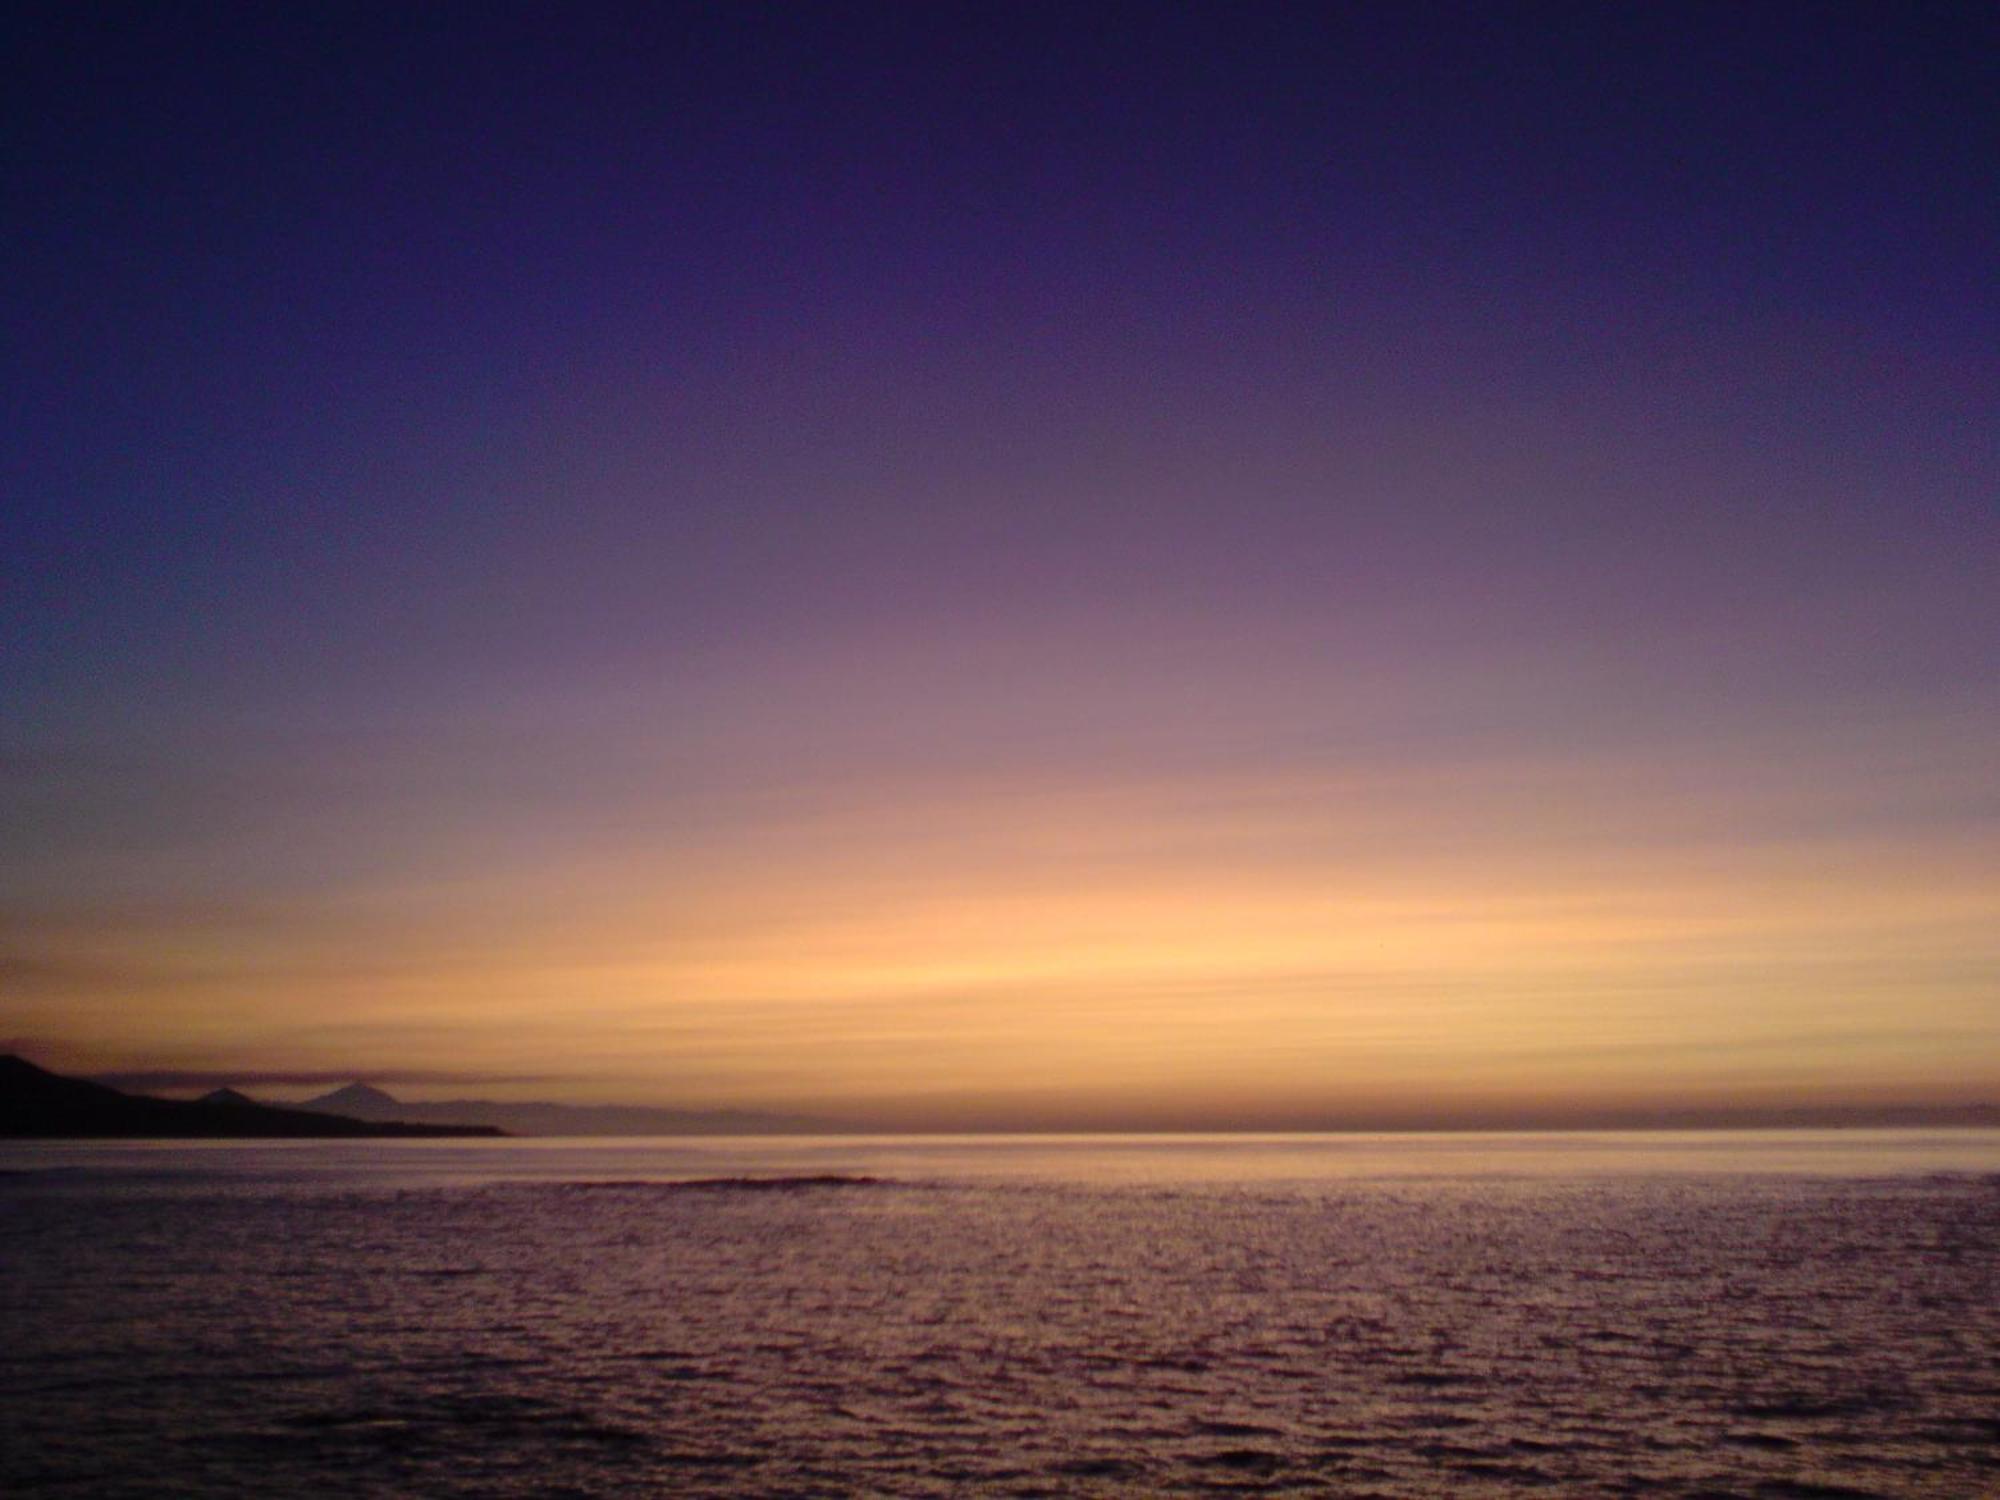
xmin=4 ymin=1133 xmax=1996 ymax=1497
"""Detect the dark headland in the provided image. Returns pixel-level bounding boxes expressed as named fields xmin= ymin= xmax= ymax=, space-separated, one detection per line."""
xmin=0 ymin=1056 xmax=505 ymax=1138
xmin=291 ymin=1080 xmax=821 ymax=1136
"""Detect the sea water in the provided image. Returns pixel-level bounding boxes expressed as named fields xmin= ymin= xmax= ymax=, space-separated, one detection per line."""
xmin=3 ymin=1132 xmax=1996 ymax=1497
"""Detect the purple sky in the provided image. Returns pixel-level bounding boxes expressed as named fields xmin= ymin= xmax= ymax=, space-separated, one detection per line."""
xmin=3 ymin=4 xmax=1995 ymax=1122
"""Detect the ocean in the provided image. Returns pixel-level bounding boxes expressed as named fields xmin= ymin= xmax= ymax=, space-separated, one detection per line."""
xmin=3 ymin=1132 xmax=1996 ymax=1497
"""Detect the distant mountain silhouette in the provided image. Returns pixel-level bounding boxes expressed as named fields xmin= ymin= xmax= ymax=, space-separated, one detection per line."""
xmin=297 ymin=1080 xmax=820 ymax=1136
xmin=24 ymin=1055 xmax=1995 ymax=1136
xmin=0 ymin=1057 xmax=505 ymax=1139
xmin=306 ymin=1082 xmax=401 ymax=1114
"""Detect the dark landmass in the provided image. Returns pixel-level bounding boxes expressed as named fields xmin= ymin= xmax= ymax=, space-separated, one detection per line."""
xmin=296 ymin=1081 xmax=822 ymax=1137
xmin=0 ymin=1057 xmax=506 ymax=1138
xmin=267 ymin=1084 xmax=2000 ymax=1136
xmin=27 ymin=1057 xmax=1999 ymax=1136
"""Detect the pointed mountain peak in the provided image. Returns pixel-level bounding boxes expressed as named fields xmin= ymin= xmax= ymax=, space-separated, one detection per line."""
xmin=199 ymin=1087 xmax=259 ymax=1107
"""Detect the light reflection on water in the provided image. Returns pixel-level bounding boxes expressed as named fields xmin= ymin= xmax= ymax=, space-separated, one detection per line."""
xmin=8 ymin=1127 xmax=2000 ymax=1192
xmin=4 ymin=1132 xmax=1997 ymax=1498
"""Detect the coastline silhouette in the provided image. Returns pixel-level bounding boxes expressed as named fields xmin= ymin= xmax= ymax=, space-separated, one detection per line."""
xmin=0 ymin=1056 xmax=504 ymax=1138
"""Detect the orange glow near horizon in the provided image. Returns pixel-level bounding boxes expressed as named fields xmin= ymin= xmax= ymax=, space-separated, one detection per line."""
xmin=12 ymin=632 xmax=1996 ymax=1128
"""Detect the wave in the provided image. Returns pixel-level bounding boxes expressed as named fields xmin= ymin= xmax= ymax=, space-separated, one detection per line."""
xmin=553 ymin=1174 xmax=887 ymax=1193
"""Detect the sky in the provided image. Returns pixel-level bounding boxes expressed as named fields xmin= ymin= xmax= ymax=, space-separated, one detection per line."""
xmin=3 ymin=3 xmax=1995 ymax=1127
